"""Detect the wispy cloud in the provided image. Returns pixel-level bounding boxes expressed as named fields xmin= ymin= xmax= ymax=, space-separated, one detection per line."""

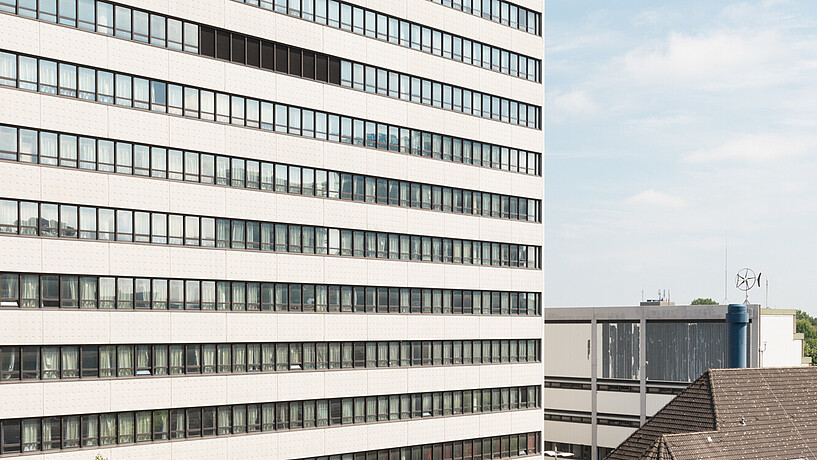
xmin=547 ymin=90 xmax=600 ymax=120
xmin=683 ymin=133 xmax=817 ymax=163
xmin=625 ymin=189 xmax=687 ymax=208
xmin=622 ymin=30 xmax=789 ymax=90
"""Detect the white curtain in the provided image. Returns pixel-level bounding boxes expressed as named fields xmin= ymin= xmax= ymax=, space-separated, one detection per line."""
xmin=0 ymin=52 xmax=15 ymax=84
xmin=216 ymin=282 xmax=229 ymax=310
xmin=63 ymin=416 xmax=80 ymax=448
xmin=233 ymin=345 xmax=246 ymax=371
xmin=135 ymin=346 xmax=150 ymax=375
xmin=117 ymin=346 xmax=133 ymax=376
xmin=153 ymin=346 xmax=168 ymax=375
xmin=58 ymin=64 xmax=76 ymax=92
xmin=100 ymin=413 xmax=116 ymax=444
xmin=41 ymin=347 xmax=59 ymax=379
xmin=40 ymin=421 xmax=57 ymax=449
xmin=262 ymin=344 xmax=274 ymax=371
xmin=21 ymin=419 xmax=39 ymax=452
xmin=342 ymin=399 xmax=353 ymax=424
xmin=170 ymin=411 xmax=184 ymax=438
xmin=115 ymin=75 xmax=132 ymax=104
xmin=18 ymin=56 xmax=37 ymax=89
xmin=217 ymin=407 xmax=231 ymax=434
xmin=82 ymin=416 xmax=98 ymax=447
xmin=169 ymin=346 xmax=184 ymax=374
xmin=201 ymin=282 xmax=216 ymax=310
xmin=61 ymin=347 xmax=79 ymax=378
xmin=203 ymin=345 xmax=217 ymax=373
xmin=119 ymin=413 xmax=134 ymax=443
xmin=0 ymin=200 xmax=15 ymax=235
xmin=233 ymin=406 xmax=246 ymax=433
xmin=99 ymin=346 xmax=115 ymax=377
xmin=276 ymin=344 xmax=288 ymax=370
xmin=218 ymin=345 xmax=231 ymax=372
xmin=247 ymin=344 xmax=260 ymax=371
xmin=303 ymin=401 xmax=315 ymax=428
xmin=133 ymin=78 xmax=149 ymax=106
xmin=316 ymin=400 xmax=328 ymax=427
xmin=247 ymin=405 xmax=260 ymax=431
xmin=136 ymin=412 xmax=151 ymax=442
xmin=152 ymin=280 xmax=167 ymax=309
xmin=316 ymin=344 xmax=328 ymax=369
xmin=98 ymin=278 xmax=115 ymax=309
xmin=78 ymin=67 xmax=95 ymax=99
xmin=1 ymin=347 xmax=16 ymax=377
xmin=262 ymin=404 xmax=275 ymax=430
xmin=97 ymin=71 xmax=114 ymax=102
xmin=303 ymin=344 xmax=316 ymax=370
xmin=39 ymin=60 xmax=57 ymax=93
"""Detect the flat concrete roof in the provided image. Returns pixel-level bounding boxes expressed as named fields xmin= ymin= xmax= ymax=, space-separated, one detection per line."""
xmin=545 ymin=304 xmax=761 ymax=322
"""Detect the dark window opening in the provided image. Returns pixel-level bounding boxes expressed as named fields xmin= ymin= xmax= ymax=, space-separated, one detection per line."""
xmin=199 ymin=27 xmax=216 ymax=58
xmin=216 ymin=30 xmax=230 ymax=60
xmin=231 ymin=35 xmax=245 ymax=65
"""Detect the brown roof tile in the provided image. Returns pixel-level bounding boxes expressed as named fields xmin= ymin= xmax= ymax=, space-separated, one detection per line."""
xmin=605 ymin=367 xmax=817 ymax=460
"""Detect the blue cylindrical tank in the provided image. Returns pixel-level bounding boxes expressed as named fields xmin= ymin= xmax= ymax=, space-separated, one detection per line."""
xmin=725 ymin=304 xmax=749 ymax=368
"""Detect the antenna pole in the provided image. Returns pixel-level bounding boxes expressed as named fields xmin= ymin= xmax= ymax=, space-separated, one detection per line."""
xmin=765 ymin=278 xmax=769 ymax=308
xmin=723 ymin=233 xmax=728 ymax=304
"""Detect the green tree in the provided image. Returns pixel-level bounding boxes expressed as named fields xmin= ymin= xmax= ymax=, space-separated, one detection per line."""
xmin=691 ymin=298 xmax=718 ymax=305
xmin=795 ymin=310 xmax=817 ymax=365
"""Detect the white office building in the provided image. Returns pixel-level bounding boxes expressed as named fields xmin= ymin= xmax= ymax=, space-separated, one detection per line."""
xmin=544 ymin=304 xmax=810 ymax=460
xmin=0 ymin=0 xmax=544 ymax=457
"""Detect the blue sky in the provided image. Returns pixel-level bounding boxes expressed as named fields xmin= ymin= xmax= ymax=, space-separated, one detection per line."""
xmin=545 ymin=0 xmax=817 ymax=314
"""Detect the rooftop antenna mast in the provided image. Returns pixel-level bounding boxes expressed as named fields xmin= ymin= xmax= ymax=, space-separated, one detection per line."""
xmin=723 ymin=232 xmax=728 ymax=304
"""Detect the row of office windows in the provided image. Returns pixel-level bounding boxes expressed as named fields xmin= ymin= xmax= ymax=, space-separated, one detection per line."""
xmin=0 ymin=273 xmax=541 ymax=315
xmin=425 ymin=0 xmax=541 ymax=35
xmin=0 ymin=51 xmax=541 ymax=176
xmin=0 ymin=339 xmax=540 ymax=381
xmin=0 ymin=126 xmax=541 ymax=223
xmin=0 ymin=199 xmax=542 ymax=269
xmin=298 ymin=431 xmax=542 ymax=460
xmin=544 ymin=410 xmax=642 ymax=429
xmin=0 ymin=385 xmax=540 ymax=454
xmin=0 ymin=1 xmax=541 ymax=128
xmin=230 ymin=0 xmax=541 ymax=81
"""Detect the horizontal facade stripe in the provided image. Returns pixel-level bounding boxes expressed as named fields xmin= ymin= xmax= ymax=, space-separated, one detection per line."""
xmin=293 ymin=430 xmax=542 ymax=460
xmin=0 ymin=198 xmax=542 ymax=269
xmin=0 ymin=124 xmax=542 ymax=223
xmin=0 ymin=272 xmax=542 ymax=316
xmin=0 ymin=4 xmax=542 ymax=128
xmin=423 ymin=0 xmax=541 ymax=35
xmin=0 ymin=49 xmax=542 ymax=176
xmin=0 ymin=339 xmax=541 ymax=383
xmin=0 ymin=385 xmax=540 ymax=455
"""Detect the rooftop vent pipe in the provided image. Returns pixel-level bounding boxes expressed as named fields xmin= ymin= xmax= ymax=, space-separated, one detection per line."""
xmin=726 ymin=304 xmax=748 ymax=368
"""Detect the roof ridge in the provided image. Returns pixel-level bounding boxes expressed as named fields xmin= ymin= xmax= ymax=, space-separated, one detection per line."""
xmin=706 ymin=370 xmax=720 ymax=431
xmin=661 ymin=436 xmax=675 ymax=460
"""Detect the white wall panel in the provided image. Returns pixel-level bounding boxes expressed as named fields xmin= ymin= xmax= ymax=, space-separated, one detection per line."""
xmin=545 ymin=388 xmax=592 ymax=413
xmin=0 ymin=1 xmax=543 ymax=455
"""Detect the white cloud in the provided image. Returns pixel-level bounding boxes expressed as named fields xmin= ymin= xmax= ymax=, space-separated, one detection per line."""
xmin=630 ymin=112 xmax=696 ymax=128
xmin=683 ymin=133 xmax=817 ymax=163
xmin=622 ymin=30 xmax=788 ymax=90
xmin=625 ymin=189 xmax=687 ymax=208
xmin=547 ymin=90 xmax=600 ymax=119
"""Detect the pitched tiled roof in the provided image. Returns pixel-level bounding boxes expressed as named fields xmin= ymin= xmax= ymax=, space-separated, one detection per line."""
xmin=605 ymin=366 xmax=817 ymax=460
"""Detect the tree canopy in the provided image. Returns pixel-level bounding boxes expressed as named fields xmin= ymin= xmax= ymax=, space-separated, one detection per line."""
xmin=796 ymin=310 xmax=817 ymax=365
xmin=691 ymin=297 xmax=718 ymax=305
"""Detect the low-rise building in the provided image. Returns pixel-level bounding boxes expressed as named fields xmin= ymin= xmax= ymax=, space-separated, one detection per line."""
xmin=544 ymin=304 xmax=810 ymax=460
xmin=606 ymin=366 xmax=817 ymax=459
